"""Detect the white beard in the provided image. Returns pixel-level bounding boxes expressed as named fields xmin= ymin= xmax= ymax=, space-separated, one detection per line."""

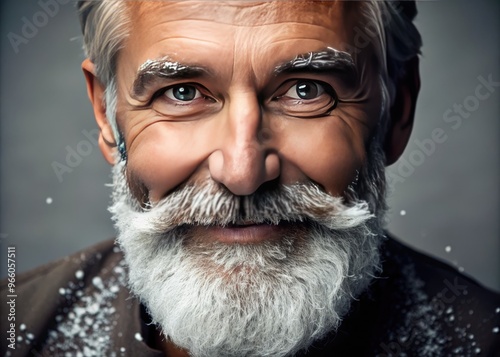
xmin=110 ymin=154 xmax=386 ymax=357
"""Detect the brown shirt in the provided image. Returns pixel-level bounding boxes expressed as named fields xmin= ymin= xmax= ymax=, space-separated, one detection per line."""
xmin=2 ymin=237 xmax=499 ymax=356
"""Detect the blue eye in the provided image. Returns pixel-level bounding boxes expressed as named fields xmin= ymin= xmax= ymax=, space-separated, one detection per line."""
xmin=286 ymin=81 xmax=325 ymax=100
xmin=271 ymin=79 xmax=338 ymax=118
xmin=165 ymin=85 xmax=201 ymax=101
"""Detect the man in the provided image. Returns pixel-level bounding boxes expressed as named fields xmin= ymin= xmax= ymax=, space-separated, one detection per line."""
xmin=1 ymin=1 xmax=499 ymax=356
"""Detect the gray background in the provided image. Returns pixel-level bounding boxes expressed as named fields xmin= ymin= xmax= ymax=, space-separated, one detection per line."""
xmin=1 ymin=1 xmax=499 ymax=291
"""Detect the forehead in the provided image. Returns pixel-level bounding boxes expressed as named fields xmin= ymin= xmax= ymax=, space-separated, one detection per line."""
xmin=113 ymin=0 xmax=387 ymax=101
xmin=128 ymin=1 xmax=357 ymax=26
xmin=121 ymin=1 xmax=368 ymax=69
xmin=125 ymin=1 xmax=363 ymax=45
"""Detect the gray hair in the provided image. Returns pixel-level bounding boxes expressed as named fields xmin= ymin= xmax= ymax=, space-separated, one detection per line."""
xmin=77 ymin=1 xmax=422 ymax=142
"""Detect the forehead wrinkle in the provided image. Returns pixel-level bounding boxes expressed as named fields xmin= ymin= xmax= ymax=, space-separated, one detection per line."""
xmin=129 ymin=0 xmax=346 ymax=28
xmin=153 ymin=34 xmax=222 ymax=46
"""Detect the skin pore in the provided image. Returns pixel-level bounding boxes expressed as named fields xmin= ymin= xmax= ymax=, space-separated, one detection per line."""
xmin=82 ymin=1 xmax=418 ymax=356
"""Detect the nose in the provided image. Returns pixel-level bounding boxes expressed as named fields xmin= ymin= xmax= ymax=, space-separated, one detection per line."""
xmin=208 ymin=92 xmax=280 ymax=196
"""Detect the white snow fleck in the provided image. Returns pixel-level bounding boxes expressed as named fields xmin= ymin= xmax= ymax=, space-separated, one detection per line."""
xmin=468 ymin=310 xmax=474 ymax=315
xmin=400 ymin=210 xmax=406 ymax=216
xmin=110 ymin=285 xmax=120 ymax=293
xmin=46 ymin=197 xmax=53 ymax=205
xmin=474 ymin=347 xmax=481 ymax=354
xmin=17 ymin=336 xmax=23 ymax=342
xmin=44 ymin=259 xmax=128 ymax=355
xmin=445 ymin=307 xmax=453 ymax=314
xmin=59 ymin=288 xmax=66 ymax=295
xmin=19 ymin=323 xmax=26 ymax=331
xmin=458 ymin=266 xmax=465 ymax=272
xmin=135 ymin=332 xmax=143 ymax=341
xmin=453 ymin=347 xmax=464 ymax=354
xmin=92 ymin=276 xmax=104 ymax=290
xmin=87 ymin=302 xmax=99 ymax=315
xmin=445 ymin=246 xmax=451 ymax=253
xmin=495 ymin=307 xmax=500 ymax=313
xmin=120 ymin=347 xmax=126 ymax=352
xmin=75 ymin=270 xmax=84 ymax=279
xmin=26 ymin=333 xmax=34 ymax=340
xmin=493 ymin=327 xmax=499 ymax=333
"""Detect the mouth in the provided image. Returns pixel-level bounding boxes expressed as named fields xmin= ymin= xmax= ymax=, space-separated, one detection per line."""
xmin=190 ymin=222 xmax=292 ymax=245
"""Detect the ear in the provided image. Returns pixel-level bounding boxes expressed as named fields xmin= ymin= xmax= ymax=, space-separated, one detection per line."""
xmin=383 ymin=56 xmax=421 ymax=166
xmin=82 ymin=58 xmax=117 ymax=165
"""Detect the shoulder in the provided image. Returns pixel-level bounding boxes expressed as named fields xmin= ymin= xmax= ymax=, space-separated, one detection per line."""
xmin=372 ymin=235 xmax=500 ymax=356
xmin=1 ymin=240 xmax=131 ymax=356
xmin=1 ymin=239 xmax=122 ymax=300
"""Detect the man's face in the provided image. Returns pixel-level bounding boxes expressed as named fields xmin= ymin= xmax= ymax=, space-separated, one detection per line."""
xmin=114 ymin=1 xmax=383 ymax=207
xmin=104 ymin=2 xmax=388 ymax=356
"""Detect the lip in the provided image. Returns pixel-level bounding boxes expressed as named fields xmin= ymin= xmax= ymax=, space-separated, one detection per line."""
xmin=191 ymin=223 xmax=288 ymax=244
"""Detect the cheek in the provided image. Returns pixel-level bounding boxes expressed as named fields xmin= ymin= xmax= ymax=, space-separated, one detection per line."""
xmin=278 ymin=117 xmax=367 ymax=196
xmin=124 ymin=120 xmax=215 ymax=202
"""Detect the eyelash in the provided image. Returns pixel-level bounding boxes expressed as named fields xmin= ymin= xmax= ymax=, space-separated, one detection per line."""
xmin=274 ymin=79 xmax=336 ymax=100
xmin=149 ymin=83 xmax=213 ymax=105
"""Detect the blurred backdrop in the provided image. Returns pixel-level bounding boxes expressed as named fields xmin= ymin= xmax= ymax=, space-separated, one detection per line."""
xmin=1 ymin=0 xmax=499 ymax=291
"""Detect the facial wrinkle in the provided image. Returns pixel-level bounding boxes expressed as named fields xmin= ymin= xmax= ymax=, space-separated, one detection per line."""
xmin=339 ymin=59 xmax=372 ymax=104
xmin=275 ymin=47 xmax=373 ymax=106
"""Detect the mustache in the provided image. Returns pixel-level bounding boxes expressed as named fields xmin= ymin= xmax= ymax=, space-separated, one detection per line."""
xmin=111 ymin=177 xmax=374 ymax=236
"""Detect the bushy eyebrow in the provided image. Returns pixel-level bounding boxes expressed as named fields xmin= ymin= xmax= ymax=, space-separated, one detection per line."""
xmin=132 ymin=57 xmax=210 ymax=98
xmin=274 ymin=47 xmax=356 ymax=78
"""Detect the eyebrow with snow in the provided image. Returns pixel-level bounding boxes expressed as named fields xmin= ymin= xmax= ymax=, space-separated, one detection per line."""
xmin=132 ymin=57 xmax=209 ymax=98
xmin=274 ymin=47 xmax=356 ymax=77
